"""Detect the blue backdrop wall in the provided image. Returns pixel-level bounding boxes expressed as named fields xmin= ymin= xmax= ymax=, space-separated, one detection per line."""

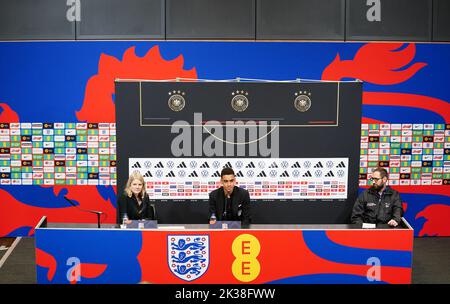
xmin=0 ymin=41 xmax=449 ymax=237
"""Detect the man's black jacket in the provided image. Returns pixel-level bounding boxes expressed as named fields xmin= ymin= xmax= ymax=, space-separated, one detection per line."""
xmin=351 ymin=186 xmax=403 ymax=225
xmin=209 ymin=186 xmax=251 ymax=226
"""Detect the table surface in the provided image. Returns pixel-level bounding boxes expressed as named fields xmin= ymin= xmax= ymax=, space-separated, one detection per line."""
xmin=43 ymin=222 xmax=409 ymax=230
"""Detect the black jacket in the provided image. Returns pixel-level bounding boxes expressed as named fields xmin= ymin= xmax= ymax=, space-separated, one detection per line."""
xmin=117 ymin=193 xmax=155 ymax=224
xmin=351 ymin=186 xmax=403 ymax=225
xmin=209 ymin=186 xmax=251 ymax=226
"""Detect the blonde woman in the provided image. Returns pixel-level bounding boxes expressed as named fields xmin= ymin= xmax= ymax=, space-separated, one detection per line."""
xmin=117 ymin=171 xmax=155 ymax=224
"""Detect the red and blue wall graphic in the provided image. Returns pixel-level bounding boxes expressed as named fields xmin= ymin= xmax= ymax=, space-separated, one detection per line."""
xmin=35 ymin=228 xmax=413 ymax=284
xmin=1 ymin=41 xmax=449 ymax=237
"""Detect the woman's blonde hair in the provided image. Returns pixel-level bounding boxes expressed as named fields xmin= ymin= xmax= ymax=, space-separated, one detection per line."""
xmin=124 ymin=171 xmax=147 ymax=199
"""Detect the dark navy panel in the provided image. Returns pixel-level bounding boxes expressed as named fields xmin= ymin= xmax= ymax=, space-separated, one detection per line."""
xmin=433 ymin=0 xmax=450 ymax=42
xmin=76 ymin=0 xmax=164 ymax=39
xmin=166 ymin=0 xmax=255 ymax=39
xmin=346 ymin=0 xmax=432 ymax=41
xmin=257 ymin=0 xmax=345 ymax=40
xmin=116 ymin=80 xmax=362 ymax=224
xmin=0 ymin=0 xmax=75 ymax=40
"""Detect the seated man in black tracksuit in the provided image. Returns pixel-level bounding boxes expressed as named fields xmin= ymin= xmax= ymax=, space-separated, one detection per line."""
xmin=351 ymin=167 xmax=403 ymax=227
xmin=209 ymin=167 xmax=251 ymax=227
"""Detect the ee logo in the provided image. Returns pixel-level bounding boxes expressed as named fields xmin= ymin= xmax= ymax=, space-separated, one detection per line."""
xmin=231 ymin=234 xmax=261 ymax=282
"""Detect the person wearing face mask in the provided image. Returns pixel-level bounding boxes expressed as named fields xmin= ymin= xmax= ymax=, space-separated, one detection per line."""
xmin=117 ymin=171 xmax=155 ymax=225
xmin=208 ymin=167 xmax=251 ymax=227
xmin=351 ymin=167 xmax=403 ymax=227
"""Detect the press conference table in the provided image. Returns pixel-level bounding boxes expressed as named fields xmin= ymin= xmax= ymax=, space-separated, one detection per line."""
xmin=45 ymin=222 xmax=406 ymax=230
xmin=35 ymin=218 xmax=413 ymax=284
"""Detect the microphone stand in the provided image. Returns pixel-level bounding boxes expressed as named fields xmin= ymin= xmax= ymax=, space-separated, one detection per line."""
xmin=64 ymin=196 xmax=103 ymax=228
xmin=223 ymin=193 xmax=229 ymax=220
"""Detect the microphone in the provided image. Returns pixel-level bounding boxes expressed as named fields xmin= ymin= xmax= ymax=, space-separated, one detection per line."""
xmin=64 ymin=196 xmax=103 ymax=228
xmin=223 ymin=195 xmax=229 ymax=220
xmin=151 ymin=203 xmax=157 ymax=221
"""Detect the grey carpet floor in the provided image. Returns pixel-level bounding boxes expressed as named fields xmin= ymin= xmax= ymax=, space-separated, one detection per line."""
xmin=412 ymin=236 xmax=450 ymax=284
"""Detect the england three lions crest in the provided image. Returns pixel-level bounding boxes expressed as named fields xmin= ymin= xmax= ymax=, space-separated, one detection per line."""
xmin=168 ymin=235 xmax=210 ymax=282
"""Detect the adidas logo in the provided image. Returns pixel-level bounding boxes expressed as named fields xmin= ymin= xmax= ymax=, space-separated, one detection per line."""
xmin=200 ymin=162 xmax=210 ymax=168
xmin=154 ymin=161 xmax=164 ymax=168
xmin=245 ymin=162 xmax=255 ymax=168
xmin=131 ymin=162 xmax=141 ymax=168
xmin=165 ymin=171 xmax=175 ymax=177
xmin=314 ymin=162 xmax=323 ymax=168
xmin=325 ymin=171 xmax=334 ymax=177
xmin=223 ymin=162 xmax=232 ymax=168
xmin=143 ymin=171 xmax=152 ymax=177
xmin=177 ymin=162 xmax=187 ymax=168
xmin=291 ymin=162 xmax=301 ymax=168
xmin=211 ymin=171 xmax=221 ymax=177
xmin=302 ymin=171 xmax=312 ymax=177
xmin=336 ymin=161 xmax=346 ymax=168
xmin=257 ymin=171 xmax=267 ymax=177
xmin=280 ymin=171 xmax=289 ymax=177
xmin=236 ymin=171 xmax=244 ymax=177
xmin=269 ymin=162 xmax=278 ymax=168
xmin=188 ymin=171 xmax=198 ymax=177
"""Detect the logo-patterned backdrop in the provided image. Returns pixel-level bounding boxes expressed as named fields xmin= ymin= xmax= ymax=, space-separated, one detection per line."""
xmin=129 ymin=158 xmax=348 ymax=199
xmin=0 ymin=123 xmax=116 ymax=185
xmin=1 ymin=123 xmax=447 ymax=187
